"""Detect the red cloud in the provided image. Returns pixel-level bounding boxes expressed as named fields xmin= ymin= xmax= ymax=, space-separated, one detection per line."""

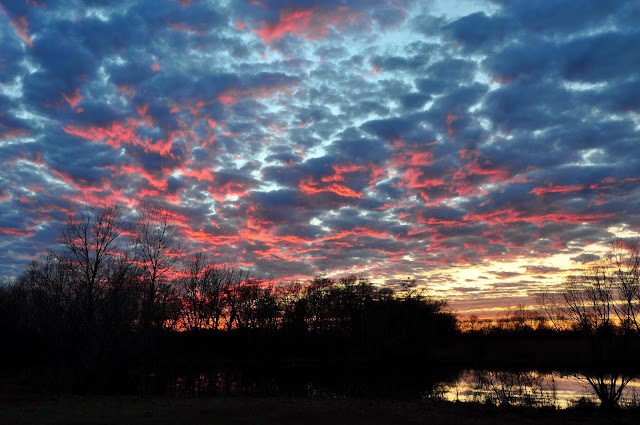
xmin=176 ymin=166 xmax=215 ymax=182
xmin=366 ymin=65 xmax=381 ymax=76
xmin=239 ymin=216 xmax=312 ymax=246
xmin=369 ymin=164 xmax=387 ymax=188
xmin=105 ymin=164 xmax=167 ymax=191
xmin=590 ymin=176 xmax=640 ymax=190
xmin=217 ymin=82 xmax=294 ymax=106
xmin=254 ymin=6 xmax=363 ymax=44
xmin=9 ymin=15 xmax=33 ymax=48
xmin=322 ymin=227 xmax=391 ymax=241
xmin=0 ymin=127 xmax=29 ymax=141
xmin=255 ymin=9 xmax=312 ymax=43
xmin=417 ymin=217 xmax=464 ymax=227
xmin=530 ymin=184 xmax=584 ymax=196
xmin=465 ymin=160 xmax=510 ymax=180
xmin=208 ymin=182 xmax=249 ymax=203
xmin=63 ymin=119 xmax=175 ymax=156
xmin=299 ymin=177 xmax=362 ymax=198
xmin=399 ymin=168 xmax=444 ymax=189
xmin=453 ymin=159 xmax=510 ymax=184
xmin=50 ymin=168 xmax=78 ymax=185
xmin=392 ymin=150 xmax=434 ymax=168
xmin=463 ymin=208 xmax=613 ymax=227
xmin=61 ymin=87 xmax=83 ymax=112
xmin=0 ymin=227 xmax=35 ymax=237
xmin=321 ymin=163 xmax=366 ymax=183
xmin=184 ymin=228 xmax=240 ymax=247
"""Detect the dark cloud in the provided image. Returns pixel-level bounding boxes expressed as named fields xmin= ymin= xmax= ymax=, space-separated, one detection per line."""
xmin=400 ymin=93 xmax=432 ymax=110
xmin=570 ymin=253 xmax=600 ymax=264
xmin=443 ymin=12 xmax=511 ymax=53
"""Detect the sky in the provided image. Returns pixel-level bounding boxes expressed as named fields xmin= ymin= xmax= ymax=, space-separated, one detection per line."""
xmin=1 ymin=0 xmax=640 ymax=316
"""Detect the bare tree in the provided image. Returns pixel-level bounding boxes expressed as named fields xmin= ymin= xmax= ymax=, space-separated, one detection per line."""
xmin=13 ymin=253 xmax=73 ymax=335
xmin=607 ymin=241 xmax=640 ymax=333
xmin=221 ymin=267 xmax=252 ymax=331
xmin=537 ymin=240 xmax=640 ymax=408
xmin=202 ymin=265 xmax=231 ymax=330
xmin=134 ymin=204 xmax=183 ymax=332
xmin=541 ymin=241 xmax=640 ymax=336
xmin=57 ymin=203 xmax=126 ymax=331
xmin=581 ymin=372 xmax=634 ymax=410
xmin=178 ymin=256 xmax=235 ymax=331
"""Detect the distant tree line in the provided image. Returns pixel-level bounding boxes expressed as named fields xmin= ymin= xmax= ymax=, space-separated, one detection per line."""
xmin=0 ymin=203 xmax=455 ymax=394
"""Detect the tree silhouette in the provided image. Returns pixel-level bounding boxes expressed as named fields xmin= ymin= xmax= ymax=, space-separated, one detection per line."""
xmin=57 ymin=203 xmax=126 ymax=333
xmin=134 ymin=204 xmax=183 ymax=332
xmin=538 ymin=240 xmax=639 ymax=408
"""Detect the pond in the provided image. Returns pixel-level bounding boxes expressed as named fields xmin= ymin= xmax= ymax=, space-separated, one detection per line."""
xmin=165 ymin=366 xmax=640 ymax=408
xmin=442 ymin=370 xmax=640 ymax=408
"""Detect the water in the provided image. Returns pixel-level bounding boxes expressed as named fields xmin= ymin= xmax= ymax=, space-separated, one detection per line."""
xmin=166 ymin=366 xmax=640 ymax=408
xmin=442 ymin=370 xmax=640 ymax=408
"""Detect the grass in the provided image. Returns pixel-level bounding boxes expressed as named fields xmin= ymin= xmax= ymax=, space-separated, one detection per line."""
xmin=2 ymin=395 xmax=640 ymax=425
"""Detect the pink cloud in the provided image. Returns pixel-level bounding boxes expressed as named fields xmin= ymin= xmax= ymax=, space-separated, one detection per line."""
xmin=253 ymin=6 xmax=363 ymax=44
xmin=530 ymin=184 xmax=584 ymax=196
xmin=9 ymin=15 xmax=33 ymax=48
xmin=299 ymin=177 xmax=362 ymax=198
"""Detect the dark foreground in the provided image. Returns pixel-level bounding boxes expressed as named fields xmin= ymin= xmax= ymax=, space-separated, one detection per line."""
xmin=2 ymin=396 xmax=640 ymax=425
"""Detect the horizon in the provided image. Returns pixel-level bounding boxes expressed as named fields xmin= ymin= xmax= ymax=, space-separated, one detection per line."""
xmin=1 ymin=0 xmax=639 ymax=317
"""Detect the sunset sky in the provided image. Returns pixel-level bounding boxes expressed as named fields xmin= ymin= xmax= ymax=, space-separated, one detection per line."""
xmin=1 ymin=0 xmax=639 ymax=315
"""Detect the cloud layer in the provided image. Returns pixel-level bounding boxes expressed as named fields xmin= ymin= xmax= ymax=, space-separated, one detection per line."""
xmin=1 ymin=0 xmax=639 ymax=314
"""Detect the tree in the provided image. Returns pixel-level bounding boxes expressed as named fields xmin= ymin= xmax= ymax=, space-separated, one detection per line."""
xmin=607 ymin=240 xmax=640 ymax=333
xmin=179 ymin=251 xmax=210 ymax=331
xmin=12 ymin=253 xmax=73 ymax=337
xmin=221 ymin=267 xmax=252 ymax=331
xmin=56 ymin=203 xmax=126 ymax=333
xmin=537 ymin=240 xmax=640 ymax=408
xmin=134 ymin=204 xmax=183 ymax=332
xmin=304 ymin=276 xmax=333 ymax=333
xmin=201 ymin=265 xmax=233 ymax=330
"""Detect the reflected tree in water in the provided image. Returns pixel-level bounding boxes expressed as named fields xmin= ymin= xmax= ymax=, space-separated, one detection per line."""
xmin=470 ymin=370 xmax=557 ymax=408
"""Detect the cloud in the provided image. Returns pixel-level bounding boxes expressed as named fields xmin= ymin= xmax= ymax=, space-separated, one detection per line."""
xmin=1 ymin=0 xmax=639 ymax=315
xmin=570 ymin=253 xmax=600 ymax=264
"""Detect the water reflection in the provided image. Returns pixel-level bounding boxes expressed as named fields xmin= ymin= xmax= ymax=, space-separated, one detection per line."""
xmin=167 ymin=367 xmax=640 ymax=408
xmin=444 ymin=370 xmax=640 ymax=408
xmin=168 ymin=365 xmax=451 ymax=399
xmin=443 ymin=370 xmax=557 ymax=407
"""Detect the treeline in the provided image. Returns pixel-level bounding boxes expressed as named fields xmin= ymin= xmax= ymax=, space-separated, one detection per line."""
xmin=0 ymin=203 xmax=455 ymax=394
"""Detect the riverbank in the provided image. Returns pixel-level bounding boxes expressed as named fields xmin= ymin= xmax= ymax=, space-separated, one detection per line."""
xmin=2 ymin=395 xmax=640 ymax=425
